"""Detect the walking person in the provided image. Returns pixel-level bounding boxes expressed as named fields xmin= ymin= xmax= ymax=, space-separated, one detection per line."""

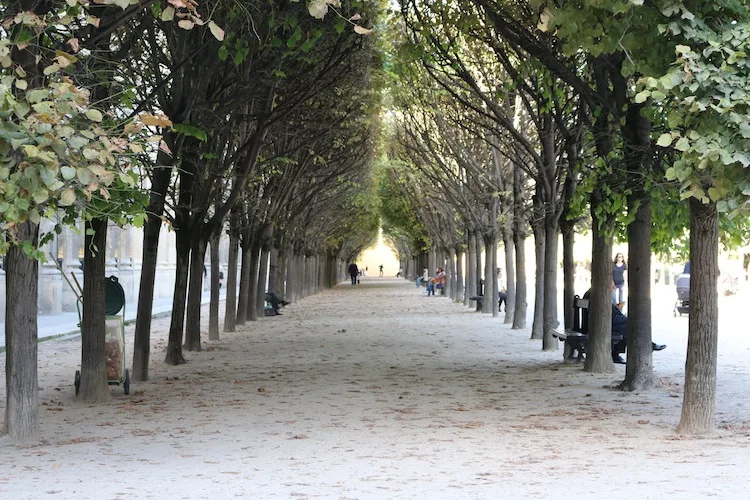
xmin=379 ymin=264 xmax=384 ymax=277
xmin=612 ymin=253 xmax=628 ymax=305
xmin=348 ymin=262 xmax=359 ymax=286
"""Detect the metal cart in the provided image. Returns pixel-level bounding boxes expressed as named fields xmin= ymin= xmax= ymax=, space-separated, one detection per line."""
xmin=61 ymin=270 xmax=130 ymax=396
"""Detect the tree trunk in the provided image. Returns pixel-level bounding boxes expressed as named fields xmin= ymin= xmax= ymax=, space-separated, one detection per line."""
xmin=80 ymin=218 xmax=111 ymax=402
xmin=208 ymin=231 xmax=221 ymax=341
xmin=3 ymin=220 xmax=39 ymax=443
xmin=132 ymin=160 xmax=172 ymax=381
xmin=466 ymin=231 xmax=476 ymax=307
xmin=223 ymin=231 xmax=239 ymax=332
xmin=183 ymin=234 xmax=207 ymax=351
xmin=268 ymin=246 xmax=280 ymax=293
xmin=475 ymin=231 xmax=483 ymax=311
xmin=561 ymin=219 xmax=576 ymax=330
xmin=542 ymin=214 xmax=560 ymax=350
xmin=255 ymin=247 xmax=270 ymax=318
xmin=512 ymin=227 xmax=528 ymax=330
xmin=236 ymin=233 xmax=251 ymax=326
xmin=164 ymin=226 xmax=190 ymax=365
xmin=455 ymin=248 xmax=464 ymax=303
xmin=503 ymin=233 xmax=515 ymax=324
xmin=584 ymin=210 xmax=615 ymax=373
xmin=620 ymin=194 xmax=654 ymax=390
xmin=531 ymin=221 xmax=545 ymax=339
xmin=483 ymin=234 xmax=498 ymax=317
xmin=246 ymin=241 xmax=261 ymax=321
xmin=677 ymin=198 xmax=719 ymax=434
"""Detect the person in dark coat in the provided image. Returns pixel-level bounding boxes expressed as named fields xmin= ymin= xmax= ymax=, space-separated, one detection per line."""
xmin=583 ymin=289 xmax=666 ymax=364
xmin=348 ymin=263 xmax=359 ymax=285
xmin=611 ymin=303 xmax=667 ymax=363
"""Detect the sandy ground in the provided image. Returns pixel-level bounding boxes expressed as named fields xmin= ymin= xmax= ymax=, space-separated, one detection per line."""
xmin=1 ymin=277 xmax=750 ymax=499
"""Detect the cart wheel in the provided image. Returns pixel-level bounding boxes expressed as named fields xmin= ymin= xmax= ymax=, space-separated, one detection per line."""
xmin=123 ymin=369 xmax=130 ymax=395
xmin=74 ymin=370 xmax=81 ymax=396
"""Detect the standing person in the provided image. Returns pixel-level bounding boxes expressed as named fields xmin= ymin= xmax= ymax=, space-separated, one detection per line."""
xmin=348 ymin=262 xmax=359 ymax=286
xmin=612 ymin=253 xmax=628 ymax=304
xmin=379 ymin=264 xmax=384 ymax=276
xmin=497 ymin=268 xmax=507 ymax=312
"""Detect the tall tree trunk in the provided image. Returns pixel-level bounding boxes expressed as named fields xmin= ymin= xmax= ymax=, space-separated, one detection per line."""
xmin=255 ymin=248 xmax=270 ymax=317
xmin=584 ymin=206 xmax=615 ymax=373
xmin=483 ymin=234 xmax=498 ymax=316
xmin=208 ymin=231 xmax=221 ymax=341
xmin=268 ymin=246 xmax=280 ymax=293
xmin=475 ymin=231 xmax=483 ymax=311
xmin=542 ymin=213 xmax=560 ymax=350
xmin=246 ymin=241 xmax=261 ymax=321
xmin=531 ymin=221 xmax=545 ymax=339
xmin=132 ymin=160 xmax=172 ymax=381
xmin=455 ymin=248 xmax=464 ymax=303
xmin=183 ymin=234 xmax=207 ymax=351
xmin=223 ymin=231 xmax=239 ymax=332
xmin=620 ymin=194 xmax=653 ymax=390
xmin=466 ymin=230 xmax=476 ymax=307
xmin=164 ymin=226 xmax=190 ymax=365
xmin=80 ymin=218 xmax=111 ymax=402
xmin=512 ymin=228 xmax=528 ymax=330
xmin=561 ymin=219 xmax=576 ymax=330
xmin=677 ymin=199 xmax=719 ymax=434
xmin=236 ymin=231 xmax=251 ymax=326
xmin=3 ymin=220 xmax=40 ymax=443
xmin=503 ymin=233 xmax=515 ymax=324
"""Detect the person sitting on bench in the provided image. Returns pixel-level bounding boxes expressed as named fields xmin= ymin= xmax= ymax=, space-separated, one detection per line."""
xmin=426 ymin=267 xmax=446 ymax=296
xmin=611 ymin=302 xmax=666 ymax=364
xmin=265 ymin=291 xmax=290 ymax=316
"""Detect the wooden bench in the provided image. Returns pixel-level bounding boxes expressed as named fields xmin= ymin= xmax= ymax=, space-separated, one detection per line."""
xmin=552 ymin=296 xmax=624 ymax=362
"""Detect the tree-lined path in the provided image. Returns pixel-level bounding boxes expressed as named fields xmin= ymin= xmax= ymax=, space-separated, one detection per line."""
xmin=2 ymin=278 xmax=749 ymax=498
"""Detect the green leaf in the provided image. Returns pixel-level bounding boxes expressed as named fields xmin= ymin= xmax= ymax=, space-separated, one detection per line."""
xmin=656 ymin=134 xmax=673 ymax=147
xmin=86 ymin=109 xmax=103 ymax=122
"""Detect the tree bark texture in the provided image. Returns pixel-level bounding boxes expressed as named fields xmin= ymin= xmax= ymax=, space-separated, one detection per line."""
xmin=512 ymin=229 xmax=528 ymax=330
xmin=542 ymin=215 xmax=559 ymax=350
xmin=223 ymin=232 xmax=239 ymax=333
xmin=246 ymin=241 xmax=261 ymax=322
xmin=164 ymin=226 xmax=190 ymax=365
xmin=531 ymin=222 xmax=545 ymax=339
xmin=584 ymin=214 xmax=615 ymax=373
xmin=132 ymin=160 xmax=172 ymax=381
xmin=80 ymin=218 xmax=111 ymax=403
xmin=184 ymin=235 xmax=207 ymax=351
xmin=3 ymin=220 xmax=40 ymax=443
xmin=620 ymin=194 xmax=654 ymax=390
xmin=466 ymin=231 xmax=476 ymax=307
xmin=561 ymin=220 xmax=576 ymax=330
xmin=208 ymin=232 xmax=221 ymax=341
xmin=677 ymin=199 xmax=719 ymax=434
xmin=255 ymin=248 xmax=270 ymax=318
xmin=503 ymin=233 xmax=515 ymax=324
xmin=236 ymin=235 xmax=251 ymax=326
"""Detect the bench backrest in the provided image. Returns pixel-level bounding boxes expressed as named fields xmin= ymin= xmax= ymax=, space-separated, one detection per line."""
xmin=572 ymin=296 xmax=589 ymax=335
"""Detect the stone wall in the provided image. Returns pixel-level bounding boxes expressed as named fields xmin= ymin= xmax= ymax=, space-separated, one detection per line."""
xmin=0 ymin=220 xmax=229 ymax=319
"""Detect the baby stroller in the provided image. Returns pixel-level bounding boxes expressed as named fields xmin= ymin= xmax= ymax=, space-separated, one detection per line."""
xmin=674 ymin=262 xmax=690 ymax=317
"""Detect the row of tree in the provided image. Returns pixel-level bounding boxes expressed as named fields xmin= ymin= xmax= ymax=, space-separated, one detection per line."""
xmin=379 ymin=1 xmax=750 ymax=435
xmin=2 ymin=0 xmax=384 ymax=443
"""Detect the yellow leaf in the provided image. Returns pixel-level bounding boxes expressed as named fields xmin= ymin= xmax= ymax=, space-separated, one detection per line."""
xmin=178 ymin=19 xmax=194 ymax=30
xmin=140 ymin=113 xmax=173 ymax=127
xmin=15 ymin=79 xmax=27 ymax=90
